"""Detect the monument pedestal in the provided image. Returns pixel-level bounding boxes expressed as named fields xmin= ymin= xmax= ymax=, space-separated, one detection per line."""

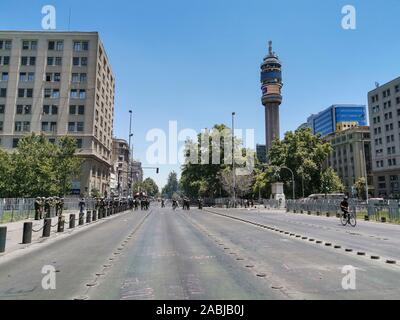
xmin=271 ymin=182 xmax=286 ymax=209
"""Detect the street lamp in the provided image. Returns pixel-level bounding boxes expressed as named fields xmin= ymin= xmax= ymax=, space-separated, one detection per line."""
xmin=232 ymin=112 xmax=236 ymax=207
xmin=272 ymin=165 xmax=295 ymax=200
xmin=128 ymin=110 xmax=134 ymax=197
xmin=361 ymin=141 xmax=369 ymax=204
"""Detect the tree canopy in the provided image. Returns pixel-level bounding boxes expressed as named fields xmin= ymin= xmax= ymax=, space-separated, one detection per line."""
xmin=161 ymin=171 xmax=179 ymax=199
xmin=0 ymin=134 xmax=81 ymax=198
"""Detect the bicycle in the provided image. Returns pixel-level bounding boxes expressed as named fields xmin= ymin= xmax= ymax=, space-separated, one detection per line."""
xmin=340 ymin=209 xmax=357 ymax=227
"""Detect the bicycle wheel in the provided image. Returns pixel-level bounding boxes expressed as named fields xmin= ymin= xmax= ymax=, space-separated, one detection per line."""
xmin=340 ymin=213 xmax=348 ymax=226
xmin=349 ymin=213 xmax=357 ymax=227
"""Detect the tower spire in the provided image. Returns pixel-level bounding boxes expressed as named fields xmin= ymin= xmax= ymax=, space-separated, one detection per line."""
xmin=268 ymin=40 xmax=273 ymax=56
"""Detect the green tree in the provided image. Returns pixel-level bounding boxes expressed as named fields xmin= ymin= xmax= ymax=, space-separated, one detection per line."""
xmin=11 ymin=134 xmax=58 ymax=197
xmin=268 ymin=128 xmax=333 ymax=198
xmin=162 ymin=171 xmax=179 ymax=198
xmin=134 ymin=178 xmax=159 ymax=197
xmin=354 ymin=177 xmax=367 ymax=200
xmin=180 ymin=124 xmax=231 ymax=198
xmin=3 ymin=134 xmax=81 ymax=197
xmin=320 ymin=167 xmax=345 ymax=195
xmin=0 ymin=149 xmax=13 ymax=197
xmin=53 ymin=136 xmax=82 ymax=196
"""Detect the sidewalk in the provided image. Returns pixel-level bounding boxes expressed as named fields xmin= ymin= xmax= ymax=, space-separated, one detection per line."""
xmin=0 ymin=210 xmax=79 ymax=255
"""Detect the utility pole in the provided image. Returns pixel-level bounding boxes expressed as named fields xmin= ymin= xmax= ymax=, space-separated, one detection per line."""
xmin=232 ymin=112 xmax=236 ymax=207
xmin=128 ymin=110 xmax=133 ymax=197
xmin=361 ymin=141 xmax=369 ymax=204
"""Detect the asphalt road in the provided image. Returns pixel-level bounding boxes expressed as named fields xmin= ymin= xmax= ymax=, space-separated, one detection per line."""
xmin=0 ymin=206 xmax=399 ymax=300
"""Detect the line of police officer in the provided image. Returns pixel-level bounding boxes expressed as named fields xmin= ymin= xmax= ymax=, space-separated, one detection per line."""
xmin=34 ymin=197 xmax=64 ymax=220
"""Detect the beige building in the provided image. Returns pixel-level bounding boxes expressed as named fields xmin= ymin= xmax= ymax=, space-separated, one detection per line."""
xmin=368 ymin=77 xmax=400 ymax=197
xmin=325 ymin=126 xmax=373 ymax=196
xmin=0 ymin=31 xmax=115 ymax=196
xmin=111 ymin=138 xmax=131 ymax=197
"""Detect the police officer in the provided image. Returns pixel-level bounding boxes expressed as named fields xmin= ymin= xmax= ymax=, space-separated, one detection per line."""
xmin=44 ymin=197 xmax=51 ymax=219
xmin=34 ymin=197 xmax=42 ymax=220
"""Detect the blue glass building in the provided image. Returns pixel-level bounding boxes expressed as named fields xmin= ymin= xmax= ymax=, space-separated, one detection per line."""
xmin=307 ymin=105 xmax=367 ymax=137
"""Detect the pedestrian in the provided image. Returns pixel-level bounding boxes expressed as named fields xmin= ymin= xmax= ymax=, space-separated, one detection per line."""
xmin=79 ymin=198 xmax=86 ymax=214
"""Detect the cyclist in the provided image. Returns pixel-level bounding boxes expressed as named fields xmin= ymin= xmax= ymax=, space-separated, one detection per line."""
xmin=340 ymin=196 xmax=349 ymax=219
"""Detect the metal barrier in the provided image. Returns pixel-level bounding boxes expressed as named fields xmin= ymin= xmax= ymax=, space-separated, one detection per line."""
xmin=286 ymin=199 xmax=400 ymax=223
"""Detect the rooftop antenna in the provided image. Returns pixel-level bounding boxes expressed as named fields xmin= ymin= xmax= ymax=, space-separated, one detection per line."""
xmin=268 ymin=40 xmax=273 ymax=55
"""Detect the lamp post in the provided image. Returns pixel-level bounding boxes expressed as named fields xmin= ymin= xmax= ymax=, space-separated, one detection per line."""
xmin=128 ymin=110 xmax=134 ymax=197
xmin=361 ymin=141 xmax=369 ymax=204
xmin=232 ymin=112 xmax=236 ymax=207
xmin=272 ymin=165 xmax=295 ymax=200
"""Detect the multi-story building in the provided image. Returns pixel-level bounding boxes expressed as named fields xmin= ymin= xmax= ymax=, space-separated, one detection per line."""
xmin=325 ymin=126 xmax=373 ymax=196
xmin=256 ymin=144 xmax=267 ymax=164
xmin=0 ymin=31 xmax=115 ymax=196
xmin=307 ymin=104 xmax=367 ymax=137
xmin=130 ymin=160 xmax=143 ymax=184
xmin=111 ymin=138 xmax=131 ymax=197
xmin=368 ymin=77 xmax=400 ymax=198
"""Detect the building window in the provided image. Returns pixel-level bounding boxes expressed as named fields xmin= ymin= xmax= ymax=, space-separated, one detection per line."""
xmin=0 ymin=40 xmax=12 ymax=50
xmin=0 ymin=105 xmax=4 ymax=113
xmin=78 ymin=105 xmax=85 ymax=115
xmin=73 ymin=57 xmax=88 ymax=67
xmin=73 ymin=41 xmax=89 ymax=52
xmin=16 ymin=105 xmax=32 ymax=115
xmin=76 ymin=139 xmax=83 ymax=149
xmin=0 ymin=88 xmax=7 ymax=97
xmin=12 ymin=138 xmax=19 ymax=148
xmin=0 ymin=56 xmax=10 ymax=65
xmin=22 ymin=40 xmax=37 ymax=50
xmin=69 ymin=105 xmax=76 ymax=115
xmin=46 ymin=73 xmax=61 ymax=82
xmin=43 ymin=105 xmax=58 ymax=115
xmin=21 ymin=56 xmax=36 ymax=66
xmin=47 ymin=57 xmax=63 ymax=66
xmin=70 ymin=89 xmax=86 ymax=99
xmin=44 ymin=89 xmax=60 ymax=99
xmin=17 ymin=89 xmax=33 ymax=98
xmin=77 ymin=122 xmax=84 ymax=132
xmin=48 ymin=40 xmax=63 ymax=51
xmin=0 ymin=121 xmax=3 ymax=131
xmin=68 ymin=122 xmax=75 ymax=132
xmin=15 ymin=121 xmax=30 ymax=132
xmin=1 ymin=72 xmax=8 ymax=81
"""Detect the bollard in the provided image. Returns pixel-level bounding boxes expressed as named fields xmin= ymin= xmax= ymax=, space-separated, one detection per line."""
xmin=79 ymin=213 xmax=84 ymax=226
xmin=42 ymin=218 xmax=51 ymax=238
xmin=98 ymin=209 xmax=103 ymax=219
xmin=57 ymin=217 xmax=65 ymax=233
xmin=69 ymin=214 xmax=76 ymax=229
xmin=107 ymin=208 xmax=110 ymax=217
xmin=86 ymin=211 xmax=92 ymax=223
xmin=92 ymin=210 xmax=97 ymax=221
xmin=0 ymin=226 xmax=7 ymax=253
xmin=22 ymin=222 xmax=33 ymax=244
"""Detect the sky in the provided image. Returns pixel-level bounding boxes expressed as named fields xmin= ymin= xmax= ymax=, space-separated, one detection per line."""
xmin=1 ymin=0 xmax=400 ymax=188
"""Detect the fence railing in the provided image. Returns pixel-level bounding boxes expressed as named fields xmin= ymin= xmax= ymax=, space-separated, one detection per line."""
xmin=286 ymin=199 xmax=400 ymax=223
xmin=0 ymin=198 xmax=97 ymax=224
